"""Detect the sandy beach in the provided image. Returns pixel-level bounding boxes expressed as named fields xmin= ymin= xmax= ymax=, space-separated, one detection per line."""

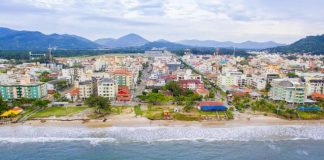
xmin=11 ymin=113 xmax=324 ymax=128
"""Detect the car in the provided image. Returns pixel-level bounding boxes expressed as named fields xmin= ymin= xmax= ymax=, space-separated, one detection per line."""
xmin=76 ymin=103 xmax=82 ymax=106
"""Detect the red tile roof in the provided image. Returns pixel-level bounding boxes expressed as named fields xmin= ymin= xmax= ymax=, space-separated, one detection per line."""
xmin=232 ymin=91 xmax=248 ymax=97
xmin=196 ymin=88 xmax=209 ymax=95
xmin=69 ymin=88 xmax=80 ymax=96
xmin=199 ymin=101 xmax=224 ymax=106
xmin=178 ymin=79 xmax=202 ymax=84
xmin=113 ymin=69 xmax=132 ymax=76
xmin=160 ymin=75 xmax=176 ymax=79
xmin=312 ymin=92 xmax=324 ymax=99
xmin=118 ymin=86 xmax=130 ymax=95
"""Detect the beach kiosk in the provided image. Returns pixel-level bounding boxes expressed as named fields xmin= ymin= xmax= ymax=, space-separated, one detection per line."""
xmin=198 ymin=101 xmax=228 ymax=120
xmin=198 ymin=101 xmax=227 ymax=111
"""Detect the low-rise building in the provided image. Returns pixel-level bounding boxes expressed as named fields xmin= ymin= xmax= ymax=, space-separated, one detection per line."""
xmin=176 ymin=69 xmax=202 ymax=82
xmin=178 ymin=80 xmax=204 ymax=91
xmin=65 ymin=88 xmax=80 ymax=102
xmin=116 ymin=86 xmax=131 ymax=101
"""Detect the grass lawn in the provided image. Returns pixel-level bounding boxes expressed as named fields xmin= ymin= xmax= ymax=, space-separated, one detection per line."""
xmin=14 ymin=107 xmax=35 ymax=122
xmin=145 ymin=111 xmax=163 ymax=120
xmin=134 ymin=105 xmax=143 ymax=116
xmin=111 ymin=106 xmax=130 ymax=114
xmin=297 ymin=111 xmax=324 ymax=120
xmin=30 ymin=106 xmax=87 ymax=119
xmin=172 ymin=113 xmax=200 ymax=121
xmin=198 ymin=110 xmax=217 ymax=116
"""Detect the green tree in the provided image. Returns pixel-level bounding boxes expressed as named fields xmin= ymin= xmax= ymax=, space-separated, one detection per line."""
xmin=183 ymin=100 xmax=195 ymax=112
xmin=287 ymin=72 xmax=298 ymax=78
xmin=265 ymin=83 xmax=271 ymax=92
xmin=165 ymin=81 xmax=182 ymax=97
xmin=0 ymin=97 xmax=9 ymax=114
xmin=53 ymin=92 xmax=61 ymax=101
xmin=184 ymin=89 xmax=194 ymax=96
xmin=209 ymin=90 xmax=215 ymax=99
xmin=146 ymin=92 xmax=170 ymax=105
xmin=239 ymin=60 xmax=249 ymax=65
xmin=85 ymin=96 xmax=111 ymax=114
xmin=189 ymin=93 xmax=202 ymax=101
xmin=32 ymin=99 xmax=50 ymax=109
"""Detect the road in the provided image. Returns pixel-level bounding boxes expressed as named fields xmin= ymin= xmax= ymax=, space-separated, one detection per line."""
xmin=180 ymin=57 xmax=227 ymax=102
xmin=133 ymin=61 xmax=153 ymax=100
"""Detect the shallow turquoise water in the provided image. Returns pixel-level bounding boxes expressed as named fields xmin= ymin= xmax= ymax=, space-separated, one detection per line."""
xmin=0 ymin=125 xmax=324 ymax=160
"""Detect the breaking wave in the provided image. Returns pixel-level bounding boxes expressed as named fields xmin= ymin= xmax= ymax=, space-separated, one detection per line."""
xmin=0 ymin=125 xmax=324 ymax=144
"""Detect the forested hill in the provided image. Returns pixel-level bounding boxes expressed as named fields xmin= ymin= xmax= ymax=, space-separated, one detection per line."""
xmin=0 ymin=27 xmax=100 ymax=50
xmin=267 ymin=35 xmax=324 ymax=54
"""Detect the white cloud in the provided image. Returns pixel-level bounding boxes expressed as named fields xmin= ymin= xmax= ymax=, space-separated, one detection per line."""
xmin=0 ymin=0 xmax=323 ymax=43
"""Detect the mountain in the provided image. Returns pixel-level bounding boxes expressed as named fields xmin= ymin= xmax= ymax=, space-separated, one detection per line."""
xmin=267 ymin=35 xmax=324 ymax=54
xmin=0 ymin=27 xmax=100 ymax=50
xmin=178 ymin=40 xmax=284 ymax=49
xmin=95 ymin=33 xmax=149 ymax=48
xmin=140 ymin=40 xmax=189 ymax=50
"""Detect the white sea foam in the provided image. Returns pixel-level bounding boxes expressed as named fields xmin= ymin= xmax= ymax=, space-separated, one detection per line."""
xmin=0 ymin=125 xmax=324 ymax=143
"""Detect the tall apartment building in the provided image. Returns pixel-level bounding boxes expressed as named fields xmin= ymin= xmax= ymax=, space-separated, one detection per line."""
xmin=0 ymin=82 xmax=47 ymax=100
xmin=306 ymin=79 xmax=324 ymax=96
xmin=97 ymin=78 xmax=118 ymax=100
xmin=217 ymin=71 xmax=246 ymax=87
xmin=250 ymin=75 xmax=267 ymax=90
xmin=269 ymin=79 xmax=306 ymax=104
xmin=79 ymin=80 xmax=93 ymax=100
xmin=113 ymin=70 xmax=132 ymax=88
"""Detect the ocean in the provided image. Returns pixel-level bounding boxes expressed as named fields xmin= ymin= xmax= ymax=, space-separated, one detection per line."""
xmin=0 ymin=125 xmax=324 ymax=160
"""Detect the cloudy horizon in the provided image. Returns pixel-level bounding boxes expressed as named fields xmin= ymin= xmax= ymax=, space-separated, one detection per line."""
xmin=0 ymin=0 xmax=324 ymax=44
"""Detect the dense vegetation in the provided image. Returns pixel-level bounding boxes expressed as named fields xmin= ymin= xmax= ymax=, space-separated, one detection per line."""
xmin=0 ymin=27 xmax=99 ymax=50
xmin=267 ymin=34 xmax=324 ymax=54
xmin=232 ymin=95 xmax=324 ymax=120
xmin=85 ymin=95 xmax=112 ymax=114
xmin=0 ymin=97 xmax=10 ymax=114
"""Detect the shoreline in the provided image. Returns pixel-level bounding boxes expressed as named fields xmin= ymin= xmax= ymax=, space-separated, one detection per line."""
xmin=7 ymin=115 xmax=324 ymax=128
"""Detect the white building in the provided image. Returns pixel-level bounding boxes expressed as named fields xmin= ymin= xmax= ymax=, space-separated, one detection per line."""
xmin=269 ymin=79 xmax=307 ymax=104
xmin=306 ymin=79 xmax=324 ymax=96
xmin=176 ymin=69 xmax=202 ymax=82
xmin=217 ymin=71 xmax=245 ymax=87
xmin=97 ymin=78 xmax=118 ymax=100
xmin=250 ymin=75 xmax=267 ymax=90
xmin=79 ymin=80 xmax=93 ymax=99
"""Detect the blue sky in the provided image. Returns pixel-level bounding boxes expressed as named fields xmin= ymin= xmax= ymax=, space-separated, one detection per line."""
xmin=0 ymin=0 xmax=324 ymax=43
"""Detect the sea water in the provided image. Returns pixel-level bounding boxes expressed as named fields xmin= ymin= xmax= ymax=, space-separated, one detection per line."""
xmin=0 ymin=125 xmax=324 ymax=160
